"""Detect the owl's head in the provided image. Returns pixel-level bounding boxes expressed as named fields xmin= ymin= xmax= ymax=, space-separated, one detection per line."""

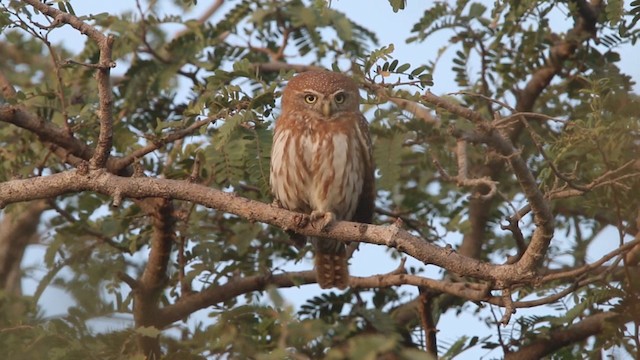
xmin=281 ymin=70 xmax=360 ymax=119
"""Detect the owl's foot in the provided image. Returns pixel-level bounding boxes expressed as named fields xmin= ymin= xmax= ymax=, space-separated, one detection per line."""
xmin=310 ymin=211 xmax=336 ymax=232
xmin=271 ymin=199 xmax=283 ymax=208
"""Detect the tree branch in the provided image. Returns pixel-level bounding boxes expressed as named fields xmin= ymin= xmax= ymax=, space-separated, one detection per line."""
xmin=22 ymin=0 xmax=116 ymax=169
xmin=134 ymin=198 xmax=175 ymax=359
xmin=111 ymin=114 xmax=220 ymax=172
xmin=0 ymin=104 xmax=222 ymax=176
xmin=156 ymin=270 xmax=317 ymax=327
xmin=432 ymin=139 xmax=498 ymax=200
xmin=173 ymin=0 xmax=226 ymax=39
xmin=421 ymin=92 xmax=555 ymax=274
xmin=0 ymin=106 xmax=95 ymax=162
xmin=418 ymin=288 xmax=438 ymax=358
xmin=504 ymin=312 xmax=620 ymax=360
xmin=0 ymin=201 xmax=48 ymax=293
xmin=0 ymin=169 xmax=527 ymax=284
xmin=390 ymin=96 xmax=440 ymax=125
xmin=511 ymin=0 xmax=601 ymax=133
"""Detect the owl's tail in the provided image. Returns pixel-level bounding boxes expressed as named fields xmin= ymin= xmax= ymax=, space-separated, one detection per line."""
xmin=312 ymin=237 xmax=349 ymax=289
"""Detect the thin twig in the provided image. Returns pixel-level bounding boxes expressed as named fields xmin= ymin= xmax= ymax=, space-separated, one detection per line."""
xmin=173 ymin=0 xmax=226 ymax=39
xmin=541 ymin=237 xmax=640 ymax=282
xmin=47 ymin=199 xmax=130 ymax=253
xmin=64 ymin=59 xmax=115 ymax=70
xmin=112 ymin=114 xmax=221 ymax=172
xmin=431 ymin=140 xmax=498 ymax=200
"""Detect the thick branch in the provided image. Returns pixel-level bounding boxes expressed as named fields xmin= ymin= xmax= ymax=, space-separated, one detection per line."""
xmin=23 ymin=0 xmax=110 ymax=42
xmin=158 ymin=260 xmax=408 ymax=328
xmin=351 ymin=273 xmax=489 ymax=301
xmin=135 ymin=199 xmax=175 ymax=359
xmin=422 ymin=91 xmax=486 ymax=124
xmin=418 ymin=288 xmax=438 ymax=358
xmin=0 ymin=170 xmax=524 ymax=283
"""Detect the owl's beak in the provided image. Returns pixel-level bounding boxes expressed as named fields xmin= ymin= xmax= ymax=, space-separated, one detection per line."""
xmin=321 ymin=101 xmax=332 ymax=117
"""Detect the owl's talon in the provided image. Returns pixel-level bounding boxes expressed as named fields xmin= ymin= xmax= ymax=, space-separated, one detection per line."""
xmin=310 ymin=211 xmax=336 ymax=232
xmin=295 ymin=214 xmax=309 ymax=228
xmin=271 ymin=199 xmax=283 ymax=208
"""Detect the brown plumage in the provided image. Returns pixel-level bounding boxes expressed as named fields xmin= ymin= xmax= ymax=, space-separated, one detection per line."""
xmin=270 ymin=70 xmax=375 ymax=289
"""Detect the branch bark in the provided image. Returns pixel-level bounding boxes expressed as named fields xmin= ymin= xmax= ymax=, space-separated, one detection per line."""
xmin=134 ymin=199 xmax=175 ymax=359
xmin=0 ymin=169 xmax=522 ymax=283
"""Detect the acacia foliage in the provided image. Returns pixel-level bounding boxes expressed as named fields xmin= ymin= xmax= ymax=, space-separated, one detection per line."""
xmin=0 ymin=0 xmax=639 ymax=359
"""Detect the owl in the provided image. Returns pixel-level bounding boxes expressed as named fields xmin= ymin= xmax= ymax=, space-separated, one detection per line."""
xmin=270 ymin=70 xmax=375 ymax=289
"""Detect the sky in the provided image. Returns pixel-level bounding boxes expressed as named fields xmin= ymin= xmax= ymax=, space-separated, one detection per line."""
xmin=14 ymin=0 xmax=640 ymax=358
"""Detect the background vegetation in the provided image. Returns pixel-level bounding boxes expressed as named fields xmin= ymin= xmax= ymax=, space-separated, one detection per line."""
xmin=1 ymin=0 xmax=640 ymax=358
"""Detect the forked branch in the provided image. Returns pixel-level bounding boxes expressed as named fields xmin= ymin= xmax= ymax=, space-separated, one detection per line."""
xmin=22 ymin=0 xmax=116 ymax=169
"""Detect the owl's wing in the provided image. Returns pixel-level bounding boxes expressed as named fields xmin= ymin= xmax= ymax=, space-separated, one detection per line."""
xmin=351 ymin=113 xmax=375 ymax=224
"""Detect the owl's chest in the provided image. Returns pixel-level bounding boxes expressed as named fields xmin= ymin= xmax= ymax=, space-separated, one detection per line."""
xmin=272 ymin=125 xmax=354 ymax=176
xmin=270 ymin=123 xmax=363 ymax=216
xmin=299 ymin=129 xmax=349 ymax=174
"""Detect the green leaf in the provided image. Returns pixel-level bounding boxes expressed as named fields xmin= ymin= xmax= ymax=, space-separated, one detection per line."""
xmin=364 ymin=44 xmax=395 ymax=73
xmin=213 ymin=112 xmax=248 ymax=150
xmin=374 ymin=131 xmax=404 ymax=191
xmin=65 ymin=1 xmax=76 ymax=16
xmin=389 ymin=59 xmax=398 ymax=71
xmin=388 ymin=0 xmax=406 ymax=13
xmin=467 ymin=2 xmax=487 ymax=18
xmin=396 ymin=63 xmax=411 ymax=73
xmin=410 ymin=65 xmax=428 ymax=76
xmin=606 ymin=0 xmax=623 ymax=25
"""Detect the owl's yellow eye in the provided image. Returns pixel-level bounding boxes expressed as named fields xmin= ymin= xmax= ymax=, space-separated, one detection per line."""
xmin=304 ymin=94 xmax=317 ymax=104
xmin=334 ymin=93 xmax=346 ymax=104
